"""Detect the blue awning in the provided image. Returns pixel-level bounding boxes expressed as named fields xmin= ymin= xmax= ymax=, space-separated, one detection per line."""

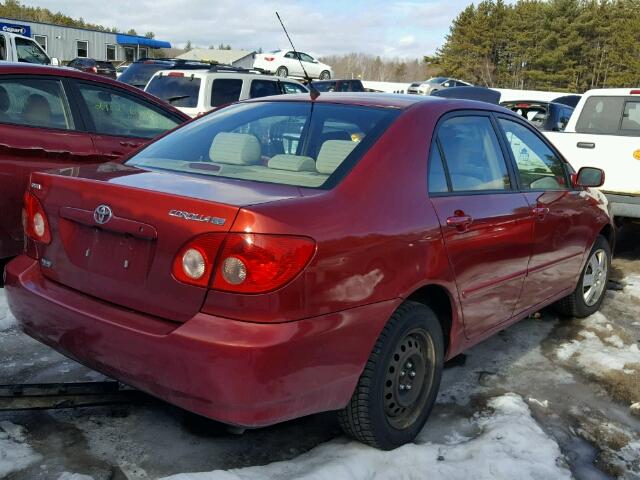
xmin=116 ymin=34 xmax=171 ymax=49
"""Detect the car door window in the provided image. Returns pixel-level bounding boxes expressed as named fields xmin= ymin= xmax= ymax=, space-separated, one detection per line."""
xmin=0 ymin=35 xmax=6 ymax=61
xmin=281 ymin=82 xmax=307 ymax=94
xmin=249 ymin=79 xmax=280 ymax=99
xmin=437 ymin=116 xmax=511 ymax=192
xmin=0 ymin=78 xmax=74 ymax=130
xmin=621 ymin=101 xmax=640 ymax=131
xmin=77 ymin=83 xmax=180 ymax=139
xmin=300 ymin=53 xmax=314 ymax=63
xmin=499 ymin=118 xmax=569 ymax=190
xmin=428 ymin=145 xmax=449 ymax=193
xmin=211 ymin=78 xmax=243 ymax=107
xmin=284 ymin=52 xmax=296 ymax=59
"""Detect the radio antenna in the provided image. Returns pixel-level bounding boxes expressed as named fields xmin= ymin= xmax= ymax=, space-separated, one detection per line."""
xmin=275 ymin=11 xmax=320 ymax=100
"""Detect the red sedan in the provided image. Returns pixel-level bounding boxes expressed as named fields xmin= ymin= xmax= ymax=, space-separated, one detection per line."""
xmin=4 ymin=93 xmax=613 ymax=449
xmin=0 ymin=63 xmax=189 ymax=261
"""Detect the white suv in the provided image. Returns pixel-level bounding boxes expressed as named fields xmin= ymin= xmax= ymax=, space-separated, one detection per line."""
xmin=145 ymin=67 xmax=309 ymax=117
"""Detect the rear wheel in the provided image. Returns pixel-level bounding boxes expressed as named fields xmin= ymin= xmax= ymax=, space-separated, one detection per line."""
xmin=554 ymin=235 xmax=611 ymax=318
xmin=338 ymin=301 xmax=444 ymax=449
xmin=319 ymin=70 xmax=331 ymax=80
xmin=276 ymin=66 xmax=288 ymax=77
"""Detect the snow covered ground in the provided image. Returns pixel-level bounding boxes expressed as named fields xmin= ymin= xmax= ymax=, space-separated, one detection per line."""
xmin=1 ymin=227 xmax=639 ymax=480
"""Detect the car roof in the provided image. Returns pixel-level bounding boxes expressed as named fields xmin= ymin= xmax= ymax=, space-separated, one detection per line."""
xmin=583 ymin=88 xmax=640 ymax=97
xmin=150 ymin=69 xmax=306 ymax=84
xmin=0 ymin=63 xmax=189 ymax=119
xmin=243 ymin=92 xmax=515 ymax=113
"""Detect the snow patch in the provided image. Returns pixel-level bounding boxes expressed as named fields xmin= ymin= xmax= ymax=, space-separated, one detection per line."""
xmin=625 ymin=275 xmax=640 ymax=301
xmin=160 ymin=394 xmax=570 ymax=480
xmin=0 ymin=421 xmax=41 ymax=477
xmin=57 ymin=473 xmax=95 ymax=480
xmin=0 ymin=288 xmax=16 ymax=331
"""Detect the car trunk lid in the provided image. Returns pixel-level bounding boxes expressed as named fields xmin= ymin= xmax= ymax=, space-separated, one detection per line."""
xmin=30 ymin=163 xmax=301 ymax=322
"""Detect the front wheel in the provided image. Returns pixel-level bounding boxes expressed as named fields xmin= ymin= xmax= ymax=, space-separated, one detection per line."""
xmin=338 ymin=301 xmax=444 ymax=450
xmin=319 ymin=70 xmax=331 ymax=80
xmin=554 ymin=235 xmax=611 ymax=317
xmin=275 ymin=66 xmax=288 ymax=77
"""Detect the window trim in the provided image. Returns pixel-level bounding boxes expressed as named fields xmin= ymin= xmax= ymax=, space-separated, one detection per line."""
xmin=33 ymin=34 xmax=47 ymax=52
xmin=427 ymin=110 xmax=518 ymax=197
xmin=76 ymin=40 xmax=89 ymax=58
xmin=69 ymin=79 xmax=184 ymax=139
xmin=106 ymin=43 xmax=117 ymax=62
xmin=494 ymin=112 xmax=573 ymax=192
xmin=0 ymin=75 xmax=80 ymax=133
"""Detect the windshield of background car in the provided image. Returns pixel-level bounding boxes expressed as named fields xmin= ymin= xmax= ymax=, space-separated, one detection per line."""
xmin=426 ymin=77 xmax=448 ymax=84
xmin=119 ymin=63 xmax=168 ymax=88
xmin=15 ymin=37 xmax=49 ymax=64
xmin=146 ymin=75 xmax=201 ymax=108
xmin=127 ymin=101 xmax=400 ymax=188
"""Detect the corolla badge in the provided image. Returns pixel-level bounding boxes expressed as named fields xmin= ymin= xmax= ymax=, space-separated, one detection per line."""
xmin=93 ymin=205 xmax=113 ymax=225
xmin=169 ymin=209 xmax=226 ymax=225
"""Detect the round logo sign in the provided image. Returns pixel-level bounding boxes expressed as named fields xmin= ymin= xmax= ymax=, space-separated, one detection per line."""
xmin=93 ymin=205 xmax=113 ymax=225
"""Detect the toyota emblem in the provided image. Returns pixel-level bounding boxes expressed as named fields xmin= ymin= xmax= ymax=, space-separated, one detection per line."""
xmin=93 ymin=205 xmax=113 ymax=225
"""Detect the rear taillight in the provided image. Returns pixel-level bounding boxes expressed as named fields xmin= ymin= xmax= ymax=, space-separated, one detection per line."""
xmin=172 ymin=234 xmax=225 ymax=287
xmin=22 ymin=191 xmax=51 ymax=244
xmin=168 ymin=71 xmax=184 ymax=77
xmin=212 ymin=233 xmax=315 ymax=294
xmin=264 ymin=56 xmax=275 ymax=61
xmin=172 ymin=233 xmax=315 ymax=293
xmin=90 ymin=66 xmax=98 ymax=73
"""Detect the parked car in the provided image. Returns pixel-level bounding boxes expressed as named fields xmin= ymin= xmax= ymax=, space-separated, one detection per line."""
xmin=0 ymin=63 xmax=189 ymax=260
xmin=67 ymin=58 xmax=117 ymax=79
xmin=312 ymin=79 xmax=365 ymax=92
xmin=145 ymin=66 xmax=308 ymax=117
xmin=253 ymin=50 xmax=332 ymax=80
xmin=432 ymin=86 xmax=501 ymax=104
xmin=0 ymin=32 xmax=59 ymax=65
xmin=544 ymin=88 xmax=640 ymax=222
xmin=502 ymin=100 xmax=574 ymax=132
xmin=5 ymin=93 xmax=612 ymax=451
xmin=118 ymin=58 xmax=211 ymax=89
xmin=407 ymin=77 xmax=472 ymax=95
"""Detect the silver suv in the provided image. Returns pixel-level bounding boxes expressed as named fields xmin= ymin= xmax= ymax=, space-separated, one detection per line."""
xmin=407 ymin=77 xmax=472 ymax=95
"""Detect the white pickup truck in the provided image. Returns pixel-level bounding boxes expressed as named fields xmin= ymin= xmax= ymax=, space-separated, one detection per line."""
xmin=0 ymin=32 xmax=59 ymax=65
xmin=545 ymin=88 xmax=640 ymax=222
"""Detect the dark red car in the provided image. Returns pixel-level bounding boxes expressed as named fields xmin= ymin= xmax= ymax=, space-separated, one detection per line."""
xmin=5 ymin=93 xmax=613 ymax=449
xmin=0 ymin=63 xmax=189 ymax=260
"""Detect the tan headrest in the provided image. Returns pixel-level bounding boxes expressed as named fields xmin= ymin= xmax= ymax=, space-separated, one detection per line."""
xmin=209 ymin=132 xmax=261 ymax=165
xmin=268 ymin=154 xmax=316 ymax=171
xmin=316 ymin=140 xmax=357 ymax=174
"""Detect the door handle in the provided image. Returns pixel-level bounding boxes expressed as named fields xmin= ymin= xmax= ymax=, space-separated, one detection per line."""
xmin=532 ymin=206 xmax=550 ymax=221
xmin=446 ymin=215 xmax=473 ymax=231
xmin=577 ymin=142 xmax=595 ymax=149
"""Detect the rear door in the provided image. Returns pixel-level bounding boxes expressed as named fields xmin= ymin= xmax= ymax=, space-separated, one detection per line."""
xmin=0 ymin=75 xmax=94 ymax=258
xmin=497 ymin=116 xmax=589 ymax=311
xmin=428 ymin=112 xmax=534 ymax=338
xmin=568 ymin=95 xmax=640 ymax=195
xmin=69 ymin=80 xmax=184 ymax=162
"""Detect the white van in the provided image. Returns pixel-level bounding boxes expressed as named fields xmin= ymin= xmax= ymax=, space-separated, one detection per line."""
xmin=0 ymin=32 xmax=59 ymax=65
xmin=544 ymin=89 xmax=640 ymax=222
xmin=144 ymin=67 xmax=308 ymax=117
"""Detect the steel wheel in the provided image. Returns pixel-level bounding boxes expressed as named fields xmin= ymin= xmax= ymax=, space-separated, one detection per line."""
xmin=583 ymin=248 xmax=608 ymax=306
xmin=383 ymin=328 xmax=435 ymax=430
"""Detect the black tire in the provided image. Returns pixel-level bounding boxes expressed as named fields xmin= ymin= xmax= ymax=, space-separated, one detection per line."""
xmin=338 ymin=301 xmax=444 ymax=450
xmin=319 ymin=70 xmax=331 ymax=80
xmin=275 ymin=66 xmax=288 ymax=77
xmin=554 ymin=235 xmax=611 ymax=318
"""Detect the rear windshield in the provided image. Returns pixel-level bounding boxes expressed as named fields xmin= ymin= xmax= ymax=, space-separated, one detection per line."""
xmin=146 ymin=75 xmax=201 ymax=108
xmin=127 ymin=101 xmax=399 ymax=188
xmin=96 ymin=61 xmax=115 ymax=70
xmin=119 ymin=63 xmax=169 ymax=88
xmin=575 ymin=96 xmax=640 ymax=136
xmin=503 ymin=102 xmax=549 ymax=129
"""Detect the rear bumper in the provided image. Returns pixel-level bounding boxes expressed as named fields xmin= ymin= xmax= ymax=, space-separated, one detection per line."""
xmin=5 ymin=255 xmax=397 ymax=427
xmin=604 ymin=192 xmax=640 ymax=219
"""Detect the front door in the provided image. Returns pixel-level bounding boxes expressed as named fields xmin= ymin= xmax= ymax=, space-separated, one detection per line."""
xmin=428 ymin=113 xmax=534 ymax=338
xmin=497 ymin=117 xmax=591 ymax=312
xmin=0 ymin=76 xmax=95 ymax=258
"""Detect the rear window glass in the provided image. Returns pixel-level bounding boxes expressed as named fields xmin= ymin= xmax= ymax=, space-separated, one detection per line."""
xmin=249 ymin=80 xmax=280 ymax=99
xmin=575 ymin=96 xmax=626 ymax=135
xmin=127 ymin=101 xmax=399 ymax=189
xmin=211 ymin=79 xmax=243 ymax=107
xmin=621 ymin=101 xmax=640 ymax=131
xmin=146 ymin=75 xmax=201 ymax=108
xmin=503 ymin=103 xmax=548 ymax=129
xmin=314 ymin=82 xmax=336 ymax=92
xmin=118 ymin=63 xmax=168 ymax=88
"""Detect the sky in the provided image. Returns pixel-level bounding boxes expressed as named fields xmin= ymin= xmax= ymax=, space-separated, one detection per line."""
xmin=30 ymin=0 xmax=471 ymax=58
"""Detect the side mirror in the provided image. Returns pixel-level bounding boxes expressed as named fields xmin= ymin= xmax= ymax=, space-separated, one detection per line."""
xmin=50 ymin=58 xmax=60 ymax=66
xmin=575 ymin=167 xmax=605 ymax=188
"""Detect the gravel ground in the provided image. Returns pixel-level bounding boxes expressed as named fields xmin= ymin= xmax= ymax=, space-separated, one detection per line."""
xmin=0 ymin=226 xmax=639 ymax=480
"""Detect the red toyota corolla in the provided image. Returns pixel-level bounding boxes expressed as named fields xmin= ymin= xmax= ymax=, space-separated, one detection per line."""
xmin=5 ymin=93 xmax=613 ymax=449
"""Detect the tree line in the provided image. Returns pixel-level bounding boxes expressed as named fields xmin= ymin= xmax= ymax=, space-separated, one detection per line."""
xmin=0 ymin=0 xmax=155 ymax=38
xmin=433 ymin=0 xmax=640 ymax=92
xmin=318 ymin=53 xmax=438 ymax=83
